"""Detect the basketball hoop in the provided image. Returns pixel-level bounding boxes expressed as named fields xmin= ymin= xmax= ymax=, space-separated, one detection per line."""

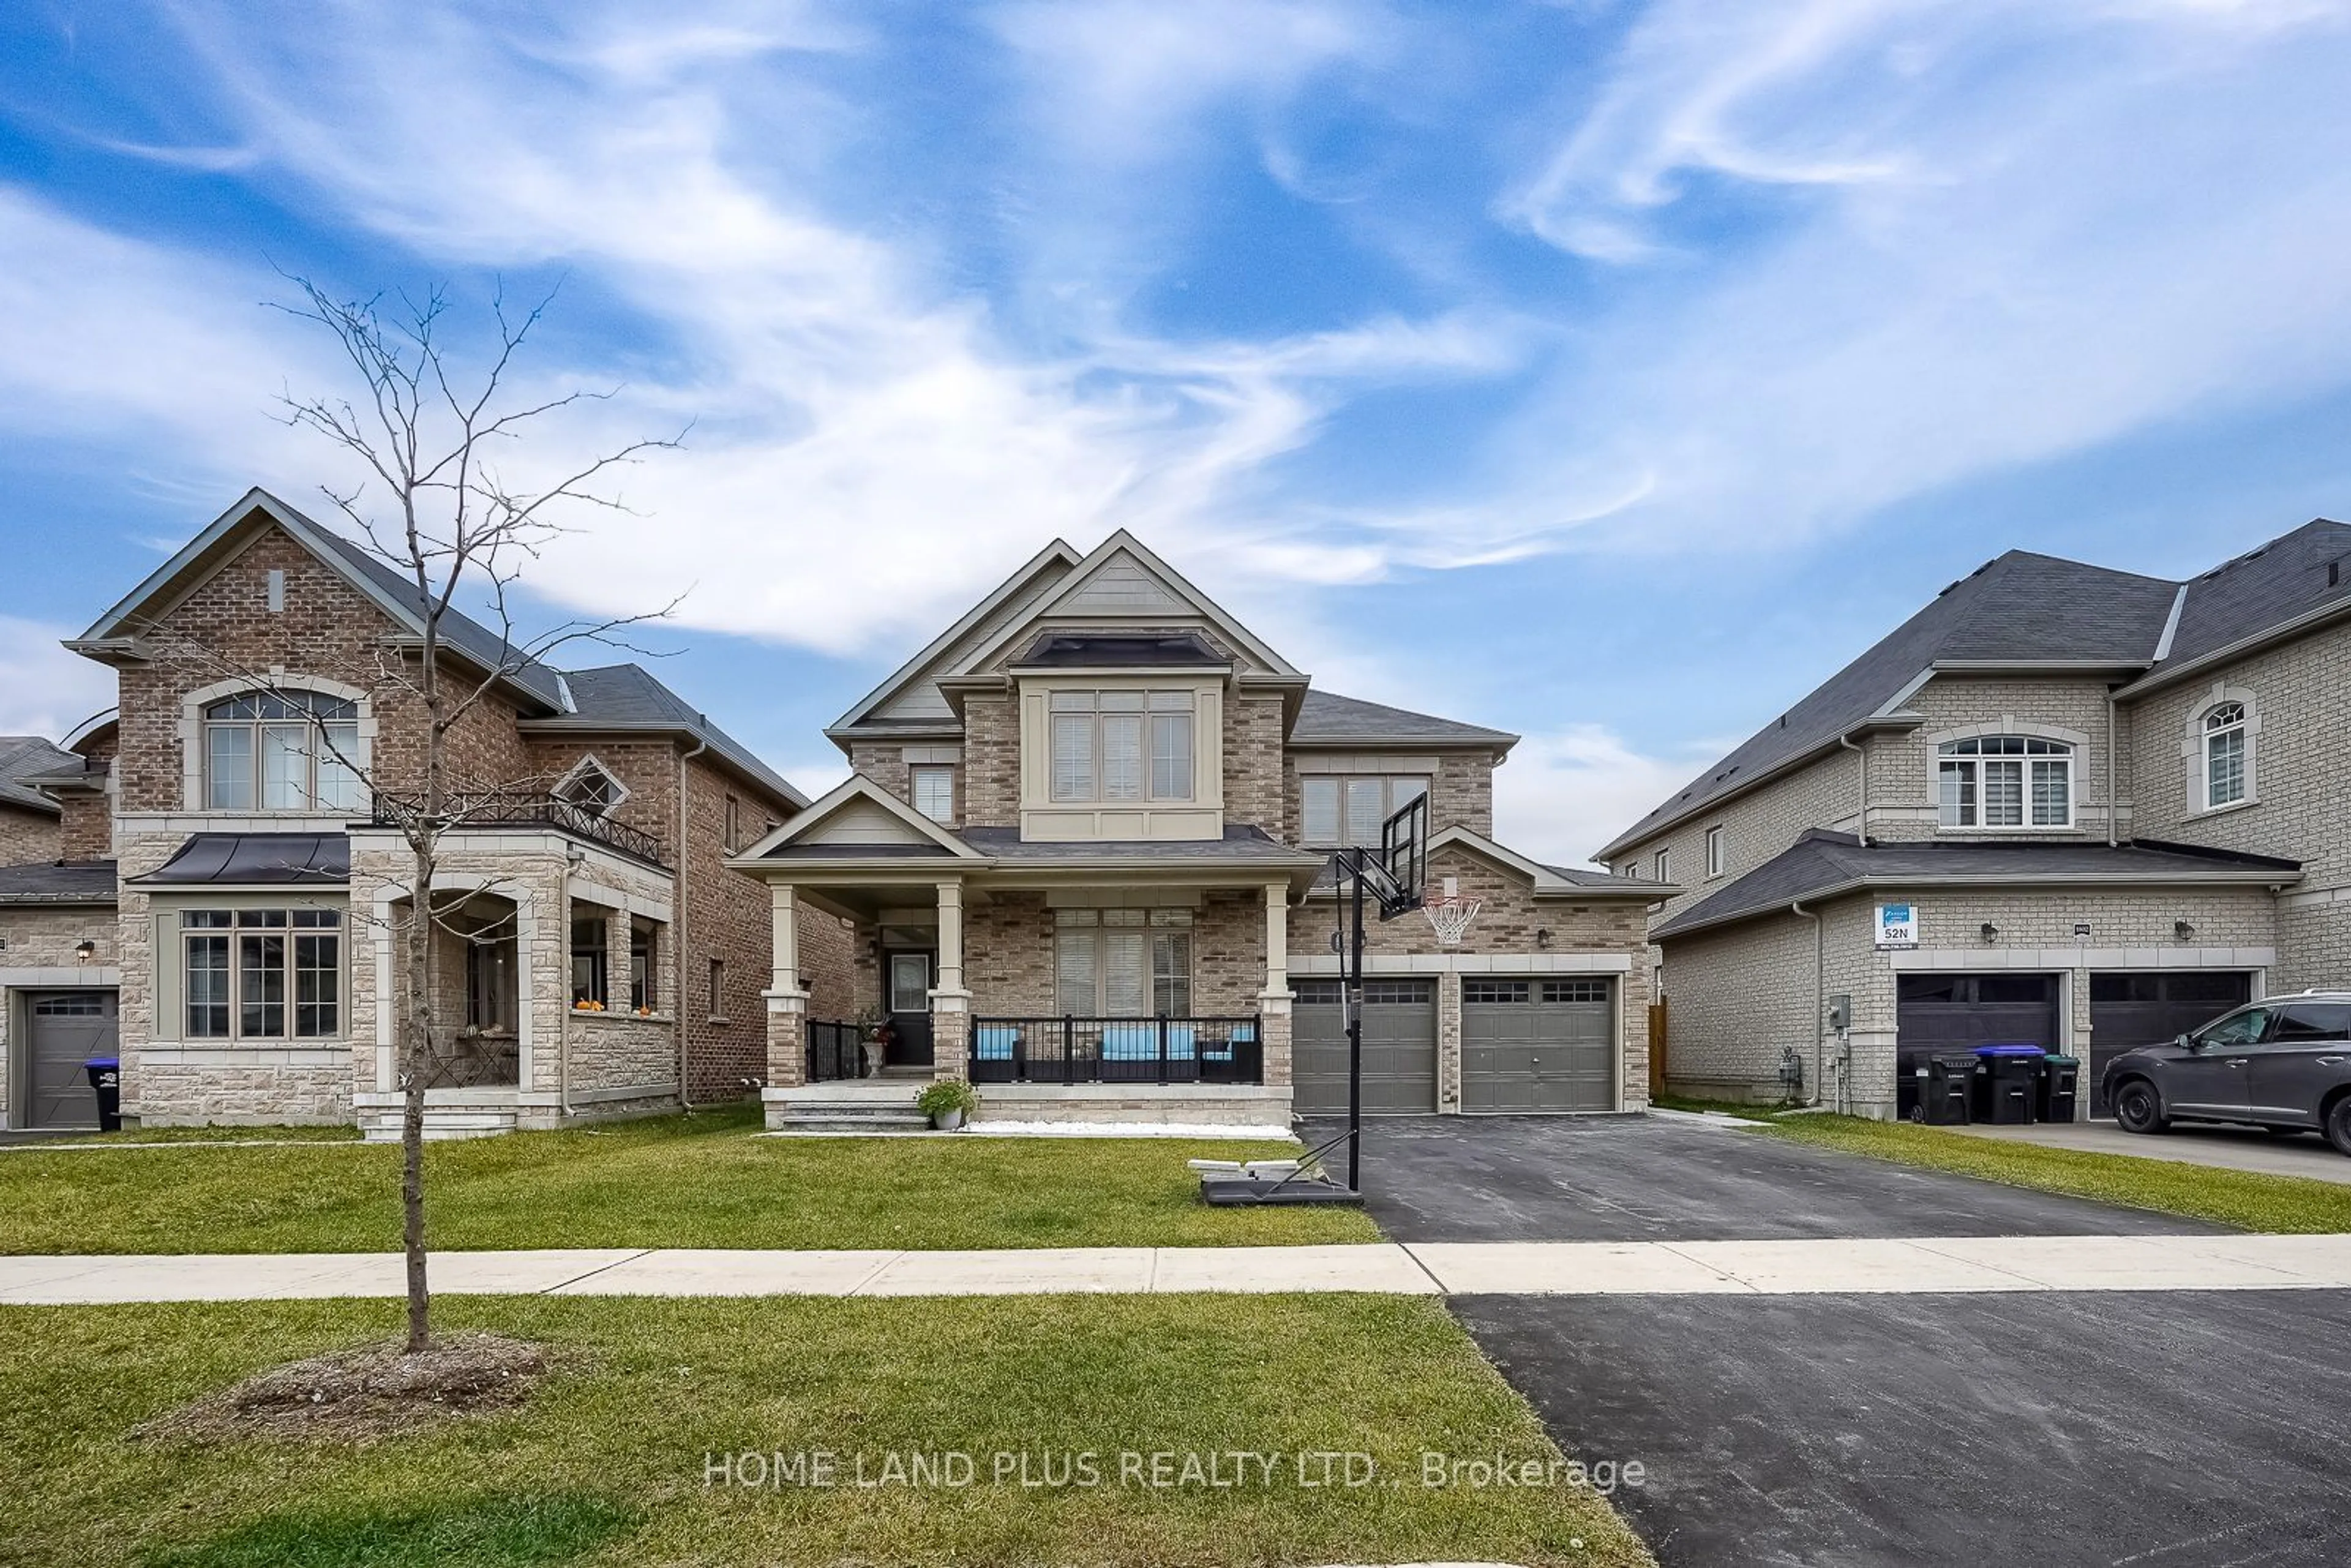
xmin=1422 ymin=876 xmax=1480 ymax=946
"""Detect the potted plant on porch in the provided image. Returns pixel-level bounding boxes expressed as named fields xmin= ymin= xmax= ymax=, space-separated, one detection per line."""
xmin=855 ymin=1006 xmax=891 ymax=1079
xmin=916 ymin=1078 xmax=980 ymax=1131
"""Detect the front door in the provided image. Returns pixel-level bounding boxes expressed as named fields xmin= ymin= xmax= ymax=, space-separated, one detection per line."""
xmin=2169 ymin=1004 xmax=2270 ymax=1119
xmin=886 ymin=951 xmax=935 ymax=1068
xmin=2246 ymin=1000 xmax=2351 ymax=1127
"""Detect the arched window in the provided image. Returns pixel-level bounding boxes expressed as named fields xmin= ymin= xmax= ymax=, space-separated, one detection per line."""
xmin=2203 ymin=701 xmax=2248 ymax=809
xmin=1937 ymin=736 xmax=2072 ymax=828
xmin=203 ymin=691 xmax=361 ymax=811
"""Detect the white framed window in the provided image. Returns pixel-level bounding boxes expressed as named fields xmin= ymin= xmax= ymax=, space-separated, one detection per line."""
xmin=912 ymin=766 xmax=955 ymax=822
xmin=1300 ymin=775 xmax=1430 ymax=847
xmin=1055 ymin=908 xmax=1192 ymax=1016
xmin=1654 ymin=846 xmax=1672 ymax=883
xmin=557 ymin=757 xmax=624 ymax=819
xmin=1048 ymin=691 xmax=1196 ymax=804
xmin=1704 ymin=825 xmax=1725 ymax=878
xmin=1937 ymin=736 xmax=2072 ymax=828
xmin=181 ymin=908 xmax=341 ymax=1040
xmin=2203 ymin=702 xmax=2248 ymax=809
xmin=203 ymin=691 xmax=361 ymax=811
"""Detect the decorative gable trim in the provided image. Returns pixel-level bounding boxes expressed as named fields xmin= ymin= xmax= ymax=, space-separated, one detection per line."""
xmin=730 ymin=775 xmax=982 ymax=861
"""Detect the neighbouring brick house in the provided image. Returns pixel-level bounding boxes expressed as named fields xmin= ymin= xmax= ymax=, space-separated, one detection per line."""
xmin=1600 ymin=519 xmax=2349 ymax=1119
xmin=0 ymin=487 xmax=848 ymax=1138
xmin=732 ymin=531 xmax=1665 ymax=1130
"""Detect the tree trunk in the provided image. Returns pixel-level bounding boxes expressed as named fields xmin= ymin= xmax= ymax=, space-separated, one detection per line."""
xmin=402 ymin=832 xmax=435 ymax=1353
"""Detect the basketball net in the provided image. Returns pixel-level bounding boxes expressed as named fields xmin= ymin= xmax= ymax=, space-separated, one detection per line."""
xmin=1422 ymin=876 xmax=1481 ymax=947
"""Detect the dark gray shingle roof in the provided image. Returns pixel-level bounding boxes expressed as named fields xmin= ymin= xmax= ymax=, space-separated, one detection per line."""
xmin=1652 ymin=829 xmax=2301 ymax=940
xmin=529 ymin=664 xmax=808 ymax=808
xmin=1601 ymin=550 xmax=2178 ymax=859
xmin=2158 ymin=519 xmax=2351 ymax=672
xmin=1011 ymin=632 xmax=1227 ymax=669
xmin=0 ymin=859 xmax=116 ymax=904
xmin=0 ymin=737 xmax=75 ymax=816
xmin=1291 ymin=691 xmax=1517 ymax=749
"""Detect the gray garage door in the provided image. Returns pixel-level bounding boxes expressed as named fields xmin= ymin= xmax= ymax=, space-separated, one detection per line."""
xmin=1293 ymin=978 xmax=1437 ymax=1115
xmin=1895 ymin=973 xmax=2060 ymax=1061
xmin=2088 ymin=970 xmax=2253 ymax=1114
xmin=22 ymin=989 xmax=118 ymax=1130
xmin=1461 ymin=977 xmax=1616 ymax=1113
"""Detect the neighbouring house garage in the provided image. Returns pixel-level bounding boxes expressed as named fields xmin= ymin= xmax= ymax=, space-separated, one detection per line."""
xmin=1460 ymin=977 xmax=1616 ymax=1112
xmin=2087 ymin=971 xmax=2254 ymax=1113
xmin=1292 ymin=978 xmax=1436 ymax=1114
xmin=21 ymin=989 xmax=117 ymax=1129
xmin=1896 ymin=973 xmax=2061 ymax=1057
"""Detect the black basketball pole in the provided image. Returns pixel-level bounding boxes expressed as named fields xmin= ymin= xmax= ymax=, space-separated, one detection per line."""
xmin=1346 ymin=857 xmax=1365 ymax=1192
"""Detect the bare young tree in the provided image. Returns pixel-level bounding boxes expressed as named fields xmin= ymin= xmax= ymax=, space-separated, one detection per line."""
xmin=268 ymin=279 xmax=680 ymax=1352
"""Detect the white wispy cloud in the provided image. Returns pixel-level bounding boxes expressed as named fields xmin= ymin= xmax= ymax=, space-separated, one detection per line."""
xmin=0 ymin=618 xmax=118 ymax=740
xmin=1493 ymin=724 xmax=1726 ymax=868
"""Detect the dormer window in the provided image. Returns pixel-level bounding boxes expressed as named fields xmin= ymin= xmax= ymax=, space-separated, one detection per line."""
xmin=203 ymin=691 xmax=361 ymax=811
xmin=557 ymin=759 xmax=624 ymax=819
xmin=1048 ymin=690 xmax=1194 ymax=803
xmin=1938 ymin=736 xmax=2071 ymax=828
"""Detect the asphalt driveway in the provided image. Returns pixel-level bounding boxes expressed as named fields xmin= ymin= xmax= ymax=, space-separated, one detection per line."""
xmin=1320 ymin=1115 xmax=2343 ymax=1568
xmin=1306 ymin=1114 xmax=2221 ymax=1242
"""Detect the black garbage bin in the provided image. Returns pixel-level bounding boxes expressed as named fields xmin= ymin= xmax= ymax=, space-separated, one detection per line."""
xmin=2038 ymin=1053 xmax=2080 ymax=1124
xmin=1971 ymin=1044 xmax=2044 ymax=1125
xmin=1920 ymin=1054 xmax=1973 ymax=1125
xmin=83 ymin=1055 xmax=122 ymax=1134
xmin=1897 ymin=1050 xmax=1926 ymax=1122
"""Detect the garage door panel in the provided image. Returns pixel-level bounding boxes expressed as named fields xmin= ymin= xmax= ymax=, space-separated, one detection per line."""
xmin=2088 ymin=971 xmax=2252 ymax=1114
xmin=1462 ymin=978 xmax=1614 ymax=1114
xmin=25 ymin=990 xmax=118 ymax=1130
xmin=1293 ymin=978 xmax=1436 ymax=1116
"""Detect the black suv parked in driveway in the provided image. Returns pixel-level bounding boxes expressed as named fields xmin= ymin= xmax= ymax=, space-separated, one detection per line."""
xmin=2104 ymin=993 xmax=2351 ymax=1154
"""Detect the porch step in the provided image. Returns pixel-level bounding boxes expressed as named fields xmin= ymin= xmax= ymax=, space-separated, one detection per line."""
xmin=769 ymin=1098 xmax=932 ymax=1135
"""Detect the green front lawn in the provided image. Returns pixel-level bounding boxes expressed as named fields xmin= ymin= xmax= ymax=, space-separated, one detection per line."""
xmin=1765 ymin=1114 xmax=2351 ymax=1232
xmin=0 ymin=1105 xmax=1376 ymax=1255
xmin=1 ymin=1294 xmax=1651 ymax=1568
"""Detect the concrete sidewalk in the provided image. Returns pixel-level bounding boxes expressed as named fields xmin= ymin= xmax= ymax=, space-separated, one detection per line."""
xmin=10 ymin=1232 xmax=2351 ymax=1305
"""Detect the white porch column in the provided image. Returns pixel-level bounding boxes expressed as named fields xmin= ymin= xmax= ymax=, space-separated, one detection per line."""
xmin=1258 ymin=881 xmax=1294 ymax=1090
xmin=762 ymin=882 xmax=810 ymax=1091
xmin=931 ymin=879 xmax=972 ymax=1080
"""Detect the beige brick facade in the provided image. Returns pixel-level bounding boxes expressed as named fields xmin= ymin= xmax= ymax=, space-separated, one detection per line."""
xmin=0 ymin=805 xmax=61 ymax=866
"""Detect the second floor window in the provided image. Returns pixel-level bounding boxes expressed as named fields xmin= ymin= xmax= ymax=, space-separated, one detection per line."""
xmin=203 ymin=691 xmax=361 ymax=812
xmin=1048 ymin=691 xmax=1194 ymax=803
xmin=2203 ymin=702 xmax=2248 ymax=809
xmin=1938 ymin=736 xmax=2072 ymax=828
xmin=1704 ymin=825 xmax=1725 ymax=877
xmin=1301 ymin=775 xmax=1428 ymax=847
xmin=1654 ymin=846 xmax=1672 ymax=882
xmin=912 ymin=766 xmax=955 ymax=822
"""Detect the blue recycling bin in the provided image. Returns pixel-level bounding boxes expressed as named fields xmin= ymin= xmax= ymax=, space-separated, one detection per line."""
xmin=1970 ymin=1044 xmax=2044 ymax=1125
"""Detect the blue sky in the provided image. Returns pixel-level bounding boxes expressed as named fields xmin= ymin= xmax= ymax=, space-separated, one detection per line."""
xmin=4 ymin=0 xmax=2350 ymax=863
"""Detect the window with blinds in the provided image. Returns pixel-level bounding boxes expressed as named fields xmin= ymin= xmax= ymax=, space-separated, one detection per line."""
xmin=1055 ymin=907 xmax=1193 ymax=1015
xmin=1937 ymin=736 xmax=2072 ymax=828
xmin=1048 ymin=691 xmax=1196 ymax=804
xmin=1300 ymin=774 xmax=1428 ymax=846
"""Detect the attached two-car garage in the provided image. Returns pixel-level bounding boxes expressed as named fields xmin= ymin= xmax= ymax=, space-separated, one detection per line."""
xmin=1291 ymin=975 xmax=1618 ymax=1115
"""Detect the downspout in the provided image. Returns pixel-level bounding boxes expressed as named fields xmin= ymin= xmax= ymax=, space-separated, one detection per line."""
xmin=1792 ymin=898 xmax=1823 ymax=1108
xmin=2104 ymin=691 xmax=2119 ymax=849
xmin=1838 ymin=733 xmax=1869 ymax=846
xmin=677 ymin=721 xmax=711 ymax=1110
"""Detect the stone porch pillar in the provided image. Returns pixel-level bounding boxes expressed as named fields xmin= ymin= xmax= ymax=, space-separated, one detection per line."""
xmin=1258 ymin=881 xmax=1294 ymax=1089
xmin=931 ymin=878 xmax=972 ymax=1081
xmin=763 ymin=882 xmax=809 ymax=1089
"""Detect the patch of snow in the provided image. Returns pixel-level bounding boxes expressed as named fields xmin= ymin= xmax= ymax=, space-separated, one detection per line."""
xmin=966 ymin=1120 xmax=1299 ymax=1141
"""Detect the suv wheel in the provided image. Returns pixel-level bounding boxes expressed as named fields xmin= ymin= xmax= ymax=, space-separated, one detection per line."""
xmin=2113 ymin=1079 xmax=2169 ymax=1135
xmin=2325 ymin=1098 xmax=2351 ymax=1158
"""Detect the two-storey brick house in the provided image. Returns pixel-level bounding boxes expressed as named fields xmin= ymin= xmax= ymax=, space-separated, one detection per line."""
xmin=1602 ymin=519 xmax=2348 ymax=1118
xmin=0 ymin=488 xmax=850 ymax=1137
xmin=732 ymin=531 xmax=1665 ymax=1130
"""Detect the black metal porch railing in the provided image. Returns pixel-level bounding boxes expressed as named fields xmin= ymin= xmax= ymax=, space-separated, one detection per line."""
xmin=806 ymin=1019 xmax=869 ymax=1083
xmin=969 ymin=1016 xmax=1264 ymax=1087
xmin=371 ymin=791 xmax=667 ymax=866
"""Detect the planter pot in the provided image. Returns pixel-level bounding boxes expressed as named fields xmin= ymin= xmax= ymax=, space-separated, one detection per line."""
xmin=861 ymin=1041 xmax=885 ymax=1078
xmin=931 ymin=1108 xmax=966 ymax=1131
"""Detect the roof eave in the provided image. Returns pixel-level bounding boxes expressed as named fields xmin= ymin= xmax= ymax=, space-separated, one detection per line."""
xmin=2115 ymin=594 xmax=2351 ymax=700
xmin=1594 ymin=715 xmax=1924 ymax=863
xmin=1654 ymin=866 xmax=2303 ymax=942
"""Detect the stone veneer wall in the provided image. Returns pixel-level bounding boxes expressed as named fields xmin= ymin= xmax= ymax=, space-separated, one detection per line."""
xmin=0 ymin=805 xmax=62 ymax=866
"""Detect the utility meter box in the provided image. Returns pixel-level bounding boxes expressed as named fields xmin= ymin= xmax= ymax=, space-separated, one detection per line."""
xmin=1826 ymin=993 xmax=1852 ymax=1032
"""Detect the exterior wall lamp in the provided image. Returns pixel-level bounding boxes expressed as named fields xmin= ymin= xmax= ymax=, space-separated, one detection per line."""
xmin=2174 ymin=919 xmax=2195 ymax=942
xmin=74 ymin=939 xmax=96 ymax=964
xmin=1979 ymin=922 xmax=2000 ymax=943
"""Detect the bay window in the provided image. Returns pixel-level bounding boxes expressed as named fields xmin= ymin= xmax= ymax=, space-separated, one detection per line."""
xmin=1300 ymin=775 xmax=1429 ymax=847
xmin=203 ymin=691 xmax=361 ymax=811
xmin=1048 ymin=691 xmax=1196 ymax=803
xmin=1055 ymin=908 xmax=1193 ymax=1016
xmin=181 ymin=908 xmax=340 ymax=1040
xmin=1938 ymin=736 xmax=2072 ymax=828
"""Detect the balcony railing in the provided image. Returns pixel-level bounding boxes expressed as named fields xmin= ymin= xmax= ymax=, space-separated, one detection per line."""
xmin=371 ymin=791 xmax=667 ymax=867
xmin=970 ymin=1015 xmax=1263 ymax=1087
xmin=807 ymin=1019 xmax=869 ymax=1083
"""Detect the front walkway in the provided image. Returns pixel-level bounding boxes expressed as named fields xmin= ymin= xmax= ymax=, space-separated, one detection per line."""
xmin=1949 ymin=1116 xmax=2351 ymax=1184
xmin=12 ymin=1231 xmax=2351 ymax=1304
